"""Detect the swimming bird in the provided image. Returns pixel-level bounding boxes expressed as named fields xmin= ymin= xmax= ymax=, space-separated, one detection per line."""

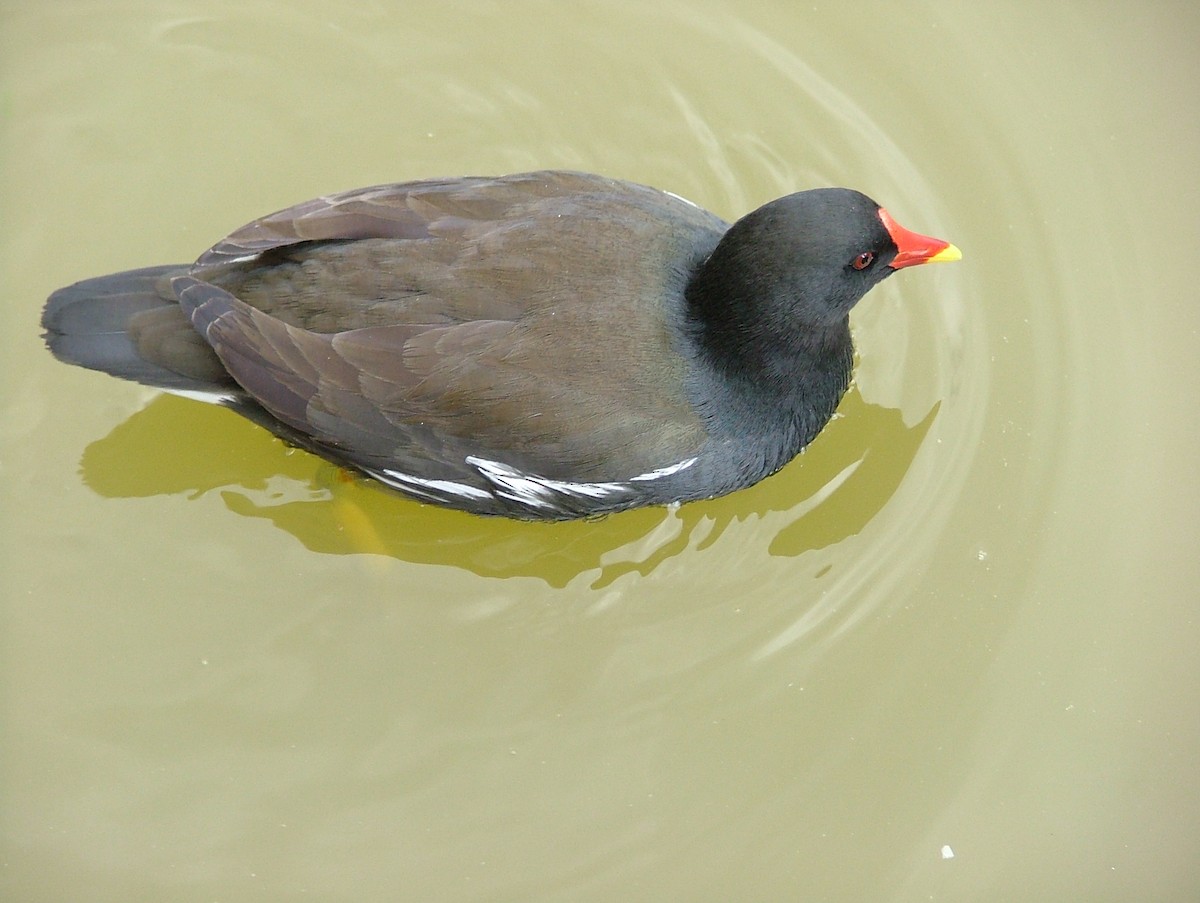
xmin=42 ymin=170 xmax=959 ymax=519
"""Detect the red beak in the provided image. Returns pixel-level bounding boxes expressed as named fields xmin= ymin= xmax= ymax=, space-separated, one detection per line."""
xmin=879 ymin=208 xmax=961 ymax=269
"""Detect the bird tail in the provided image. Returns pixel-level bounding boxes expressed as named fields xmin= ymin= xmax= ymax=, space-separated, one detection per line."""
xmin=42 ymin=265 xmax=236 ymax=396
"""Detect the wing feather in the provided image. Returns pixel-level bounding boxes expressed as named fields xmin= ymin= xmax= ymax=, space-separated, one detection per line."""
xmin=175 ymin=172 xmax=726 ymax=484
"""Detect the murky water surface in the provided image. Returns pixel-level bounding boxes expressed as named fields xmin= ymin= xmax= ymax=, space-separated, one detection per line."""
xmin=2 ymin=2 xmax=1197 ymax=900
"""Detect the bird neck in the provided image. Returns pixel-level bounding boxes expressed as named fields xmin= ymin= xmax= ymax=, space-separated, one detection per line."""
xmin=683 ymin=257 xmax=855 ymax=455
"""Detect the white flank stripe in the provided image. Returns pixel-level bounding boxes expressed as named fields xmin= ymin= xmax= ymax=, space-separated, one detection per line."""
xmin=466 ymin=455 xmax=695 ymax=504
xmin=164 ymin=387 xmax=240 ymax=405
xmin=374 ymin=469 xmax=493 ymax=500
xmin=630 ymin=457 xmax=697 ymax=481
xmin=662 ymin=190 xmax=702 ymax=209
xmin=368 ymin=455 xmax=697 ymax=513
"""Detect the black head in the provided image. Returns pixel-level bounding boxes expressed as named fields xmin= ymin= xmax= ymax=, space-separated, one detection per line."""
xmin=686 ymin=187 xmax=958 ymax=372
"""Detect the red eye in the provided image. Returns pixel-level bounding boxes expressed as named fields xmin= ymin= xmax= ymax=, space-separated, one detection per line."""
xmin=851 ymin=251 xmax=875 ymax=271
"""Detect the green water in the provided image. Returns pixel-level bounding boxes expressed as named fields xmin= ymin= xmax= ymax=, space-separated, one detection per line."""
xmin=2 ymin=2 xmax=1197 ymax=900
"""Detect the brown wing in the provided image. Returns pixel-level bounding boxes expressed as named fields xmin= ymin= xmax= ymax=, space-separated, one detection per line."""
xmin=197 ymin=171 xmax=660 ymax=267
xmin=181 ymin=171 xmax=727 ymax=485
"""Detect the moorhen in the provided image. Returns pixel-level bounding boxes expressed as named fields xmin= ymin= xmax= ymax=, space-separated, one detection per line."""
xmin=42 ymin=170 xmax=959 ymax=520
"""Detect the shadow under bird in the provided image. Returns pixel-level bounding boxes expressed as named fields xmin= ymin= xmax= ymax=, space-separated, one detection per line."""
xmin=42 ymin=170 xmax=960 ymax=520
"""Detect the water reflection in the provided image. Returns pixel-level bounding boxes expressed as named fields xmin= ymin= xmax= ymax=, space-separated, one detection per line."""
xmin=77 ymin=387 xmax=936 ymax=587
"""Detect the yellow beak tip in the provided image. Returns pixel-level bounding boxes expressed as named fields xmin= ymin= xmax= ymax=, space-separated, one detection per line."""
xmin=930 ymin=242 xmax=962 ymax=264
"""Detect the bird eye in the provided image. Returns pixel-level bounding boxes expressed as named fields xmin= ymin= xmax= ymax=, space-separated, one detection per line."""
xmin=851 ymin=251 xmax=876 ymax=271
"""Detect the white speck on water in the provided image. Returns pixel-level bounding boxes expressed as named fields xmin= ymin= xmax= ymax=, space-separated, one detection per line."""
xmin=977 ymin=549 xmax=989 ymax=561
xmin=941 ymin=845 xmax=955 ymax=860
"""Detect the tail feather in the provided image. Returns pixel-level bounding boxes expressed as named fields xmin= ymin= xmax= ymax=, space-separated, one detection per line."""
xmin=42 ymin=265 xmax=235 ymax=395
